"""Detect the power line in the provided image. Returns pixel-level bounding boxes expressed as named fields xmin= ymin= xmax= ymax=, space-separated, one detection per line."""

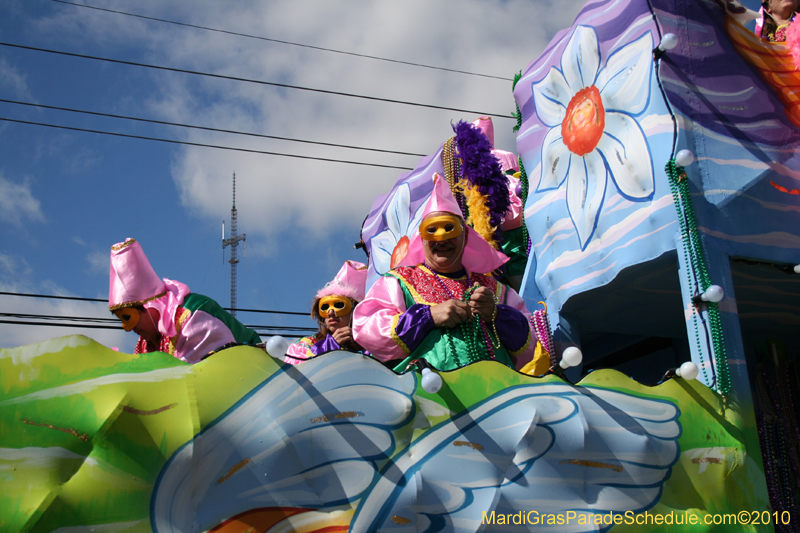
xmin=0 ymin=98 xmax=428 ymax=158
xmin=1 ymin=312 xmax=118 ymax=324
xmin=0 ymin=291 xmax=104 ymax=303
xmin=0 ymin=313 xmax=316 ymax=333
xmin=0 ymin=116 xmax=415 ymax=170
xmin=51 ymin=0 xmax=512 ymax=82
xmin=0 ymin=42 xmax=514 ymax=118
xmin=0 ymin=319 xmax=119 ymax=330
xmin=0 ymin=291 xmax=309 ymax=316
xmin=0 ymin=312 xmax=316 ymax=331
xmin=0 ymin=319 xmax=315 ymax=336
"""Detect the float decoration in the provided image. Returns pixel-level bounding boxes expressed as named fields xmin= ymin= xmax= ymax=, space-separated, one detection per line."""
xmin=0 ymin=336 xmax=769 ymax=531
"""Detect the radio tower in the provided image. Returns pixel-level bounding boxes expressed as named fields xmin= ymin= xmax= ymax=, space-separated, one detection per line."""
xmin=222 ymin=172 xmax=246 ymax=317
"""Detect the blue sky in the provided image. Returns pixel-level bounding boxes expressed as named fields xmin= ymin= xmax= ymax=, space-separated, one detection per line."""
xmin=0 ymin=0 xmax=585 ymax=352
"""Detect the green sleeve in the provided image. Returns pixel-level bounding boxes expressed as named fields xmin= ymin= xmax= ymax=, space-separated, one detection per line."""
xmin=181 ymin=293 xmax=262 ymax=345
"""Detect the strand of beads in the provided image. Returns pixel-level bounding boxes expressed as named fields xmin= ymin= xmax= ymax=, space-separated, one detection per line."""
xmin=771 ymin=362 xmax=800 ymax=531
xmin=665 ymin=158 xmax=732 ymax=393
xmin=755 ymin=368 xmax=780 ymax=518
xmin=755 ymin=361 xmax=800 ymax=532
xmin=425 ymin=265 xmax=498 ymax=365
xmin=442 ymin=138 xmax=469 ymax=220
xmin=531 ymin=302 xmax=556 ymax=367
xmin=776 ymin=357 xmax=800 ymax=478
xmin=426 ymin=266 xmax=475 ymax=366
xmin=485 ymin=305 xmax=502 ymax=350
xmin=678 ymin=163 xmax=730 ymax=393
xmin=459 ymin=284 xmax=495 ymax=363
xmin=518 ymin=157 xmax=531 ymax=256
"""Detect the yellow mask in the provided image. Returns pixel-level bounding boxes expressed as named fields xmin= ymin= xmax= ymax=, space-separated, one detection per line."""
xmin=113 ymin=307 xmax=140 ymax=332
xmin=318 ymin=296 xmax=353 ymax=317
xmin=419 ymin=214 xmax=463 ymax=241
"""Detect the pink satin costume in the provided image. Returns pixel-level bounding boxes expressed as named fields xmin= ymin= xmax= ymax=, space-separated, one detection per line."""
xmin=353 ymin=174 xmax=538 ymax=370
xmin=109 ymin=238 xmax=246 ymax=364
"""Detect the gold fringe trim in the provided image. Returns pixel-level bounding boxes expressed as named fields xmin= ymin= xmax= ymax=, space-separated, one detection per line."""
xmin=494 ymin=283 xmax=504 ymax=304
xmin=169 ymin=308 xmax=192 ymax=356
xmin=109 ymin=291 xmax=167 ymax=311
xmin=391 ymin=313 xmax=412 ymax=355
xmin=509 ymin=332 xmax=532 ymax=357
xmin=111 ymin=239 xmax=136 ymax=252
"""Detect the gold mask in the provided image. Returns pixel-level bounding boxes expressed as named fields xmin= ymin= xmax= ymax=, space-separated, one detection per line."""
xmin=419 ymin=214 xmax=463 ymax=241
xmin=113 ymin=307 xmax=141 ymax=332
xmin=318 ymin=296 xmax=353 ymax=317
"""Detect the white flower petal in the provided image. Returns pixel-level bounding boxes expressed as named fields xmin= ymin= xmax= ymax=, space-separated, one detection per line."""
xmin=597 ymin=32 xmax=654 ymax=115
xmin=537 ymin=127 xmax=571 ymax=191
xmin=561 ymin=26 xmax=601 ymax=92
xmin=533 ymin=67 xmax=571 ymax=127
xmin=386 ymin=184 xmax=411 ymax=235
xmin=566 ymin=152 xmax=608 ymax=250
xmin=369 ymin=230 xmax=398 ymax=276
xmin=407 ymin=198 xmax=426 ymax=235
xmin=597 ymin=112 xmax=654 ymax=200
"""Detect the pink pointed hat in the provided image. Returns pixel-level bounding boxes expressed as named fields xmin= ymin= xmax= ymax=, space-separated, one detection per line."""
xmin=472 ymin=116 xmax=495 ymax=147
xmin=473 ymin=115 xmax=518 ymax=172
xmin=317 ymin=260 xmax=368 ymax=301
xmin=109 ymin=238 xmax=190 ymax=338
xmin=109 ymin=239 xmax=167 ymax=310
xmin=397 ymin=173 xmax=508 ymax=274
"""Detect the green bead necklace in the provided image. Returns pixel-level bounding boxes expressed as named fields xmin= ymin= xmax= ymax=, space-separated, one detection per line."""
xmin=665 ymin=159 xmax=731 ymax=394
xmin=427 ymin=267 xmax=498 ymax=367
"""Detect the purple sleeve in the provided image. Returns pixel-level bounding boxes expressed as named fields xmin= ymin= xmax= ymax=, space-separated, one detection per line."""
xmin=494 ymin=304 xmax=530 ymax=353
xmin=309 ymin=334 xmax=342 ymax=356
xmin=394 ymin=304 xmax=435 ymax=354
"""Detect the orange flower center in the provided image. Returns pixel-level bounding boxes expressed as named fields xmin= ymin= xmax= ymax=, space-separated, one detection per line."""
xmin=561 ymin=86 xmax=605 ymax=156
xmin=390 ymin=235 xmax=410 ymax=269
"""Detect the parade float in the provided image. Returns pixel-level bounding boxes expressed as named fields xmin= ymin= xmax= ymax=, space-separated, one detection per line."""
xmin=2 ymin=0 xmax=799 ymax=531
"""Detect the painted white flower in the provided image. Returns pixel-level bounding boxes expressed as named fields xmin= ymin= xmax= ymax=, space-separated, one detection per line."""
xmin=534 ymin=26 xmax=654 ymax=250
xmin=369 ymin=183 xmax=425 ymax=279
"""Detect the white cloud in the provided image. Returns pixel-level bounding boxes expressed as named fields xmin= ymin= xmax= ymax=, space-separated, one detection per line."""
xmin=35 ymin=0 xmax=586 ymax=250
xmin=0 ymin=57 xmax=31 ymax=97
xmin=0 ymin=174 xmax=45 ymax=226
xmin=86 ymin=250 xmax=109 ymax=274
xmin=0 ymin=253 xmax=32 ymax=278
xmin=0 ymin=289 xmax=133 ymax=352
xmin=0 ymin=253 xmax=132 ymax=351
xmin=0 ymin=0 xmax=590 ymax=356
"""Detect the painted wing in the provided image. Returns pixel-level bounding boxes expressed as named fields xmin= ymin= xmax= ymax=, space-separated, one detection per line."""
xmin=350 ymin=383 xmax=680 ymax=533
xmin=151 ymin=352 xmax=417 ymax=532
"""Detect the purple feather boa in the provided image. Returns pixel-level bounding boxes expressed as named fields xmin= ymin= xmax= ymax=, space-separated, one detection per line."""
xmin=453 ymin=120 xmax=510 ymax=241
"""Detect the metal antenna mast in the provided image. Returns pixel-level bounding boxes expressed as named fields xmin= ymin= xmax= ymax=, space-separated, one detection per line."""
xmin=222 ymin=172 xmax=246 ymax=317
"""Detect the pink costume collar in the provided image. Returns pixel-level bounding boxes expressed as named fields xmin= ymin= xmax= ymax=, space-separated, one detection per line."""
xmin=397 ymin=173 xmax=508 ymax=274
xmin=144 ymin=278 xmax=190 ymax=338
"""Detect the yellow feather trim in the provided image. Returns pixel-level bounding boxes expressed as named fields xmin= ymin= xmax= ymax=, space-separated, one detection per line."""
xmin=459 ymin=179 xmax=499 ymax=249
